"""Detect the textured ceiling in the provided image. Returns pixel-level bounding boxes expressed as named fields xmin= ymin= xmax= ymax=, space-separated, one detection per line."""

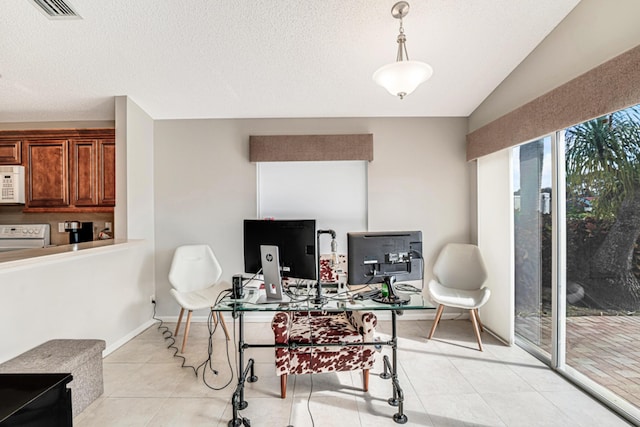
xmin=0 ymin=0 xmax=580 ymax=122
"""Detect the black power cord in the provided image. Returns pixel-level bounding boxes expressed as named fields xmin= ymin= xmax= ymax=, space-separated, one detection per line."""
xmin=196 ymin=289 xmax=235 ymax=391
xmin=151 ymin=300 xmax=197 ymax=376
xmin=151 ymin=291 xmax=237 ymax=391
xmin=306 ymin=309 xmax=316 ymax=427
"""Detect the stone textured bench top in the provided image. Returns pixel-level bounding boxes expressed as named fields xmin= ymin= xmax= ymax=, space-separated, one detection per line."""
xmin=0 ymin=339 xmax=105 ymax=373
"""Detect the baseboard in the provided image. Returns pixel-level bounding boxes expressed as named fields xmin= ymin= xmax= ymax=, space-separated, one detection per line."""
xmin=103 ymin=319 xmax=156 ymax=357
xmin=484 ymin=326 xmax=510 ymax=346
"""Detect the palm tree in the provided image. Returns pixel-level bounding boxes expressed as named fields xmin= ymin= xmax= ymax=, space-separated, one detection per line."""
xmin=565 ymin=105 xmax=640 ymax=310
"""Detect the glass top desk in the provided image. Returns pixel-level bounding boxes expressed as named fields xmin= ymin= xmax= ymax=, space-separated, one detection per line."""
xmin=214 ymin=284 xmax=435 ymax=425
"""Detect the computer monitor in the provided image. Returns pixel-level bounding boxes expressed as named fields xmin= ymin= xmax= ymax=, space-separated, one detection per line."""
xmin=243 ymin=219 xmax=317 ymax=280
xmin=347 ymin=230 xmax=423 ymax=304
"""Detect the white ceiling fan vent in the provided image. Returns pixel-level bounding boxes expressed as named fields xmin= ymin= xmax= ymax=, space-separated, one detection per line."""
xmin=29 ymin=0 xmax=81 ymax=19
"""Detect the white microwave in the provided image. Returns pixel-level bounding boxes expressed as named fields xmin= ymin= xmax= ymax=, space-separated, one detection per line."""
xmin=0 ymin=165 xmax=26 ymax=204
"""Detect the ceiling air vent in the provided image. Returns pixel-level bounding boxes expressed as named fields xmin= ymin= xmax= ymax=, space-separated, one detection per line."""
xmin=29 ymin=0 xmax=81 ymax=19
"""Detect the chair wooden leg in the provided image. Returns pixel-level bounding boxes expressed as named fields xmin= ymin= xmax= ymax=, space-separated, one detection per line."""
xmin=218 ymin=312 xmax=230 ymax=340
xmin=474 ymin=308 xmax=484 ymax=332
xmin=280 ymin=374 xmax=287 ymax=399
xmin=181 ymin=310 xmax=193 ymax=353
xmin=469 ymin=309 xmax=483 ymax=352
xmin=209 ymin=309 xmax=230 ymax=340
xmin=175 ymin=307 xmax=185 ymax=336
xmin=428 ymin=304 xmax=445 ymax=339
xmin=363 ymin=369 xmax=369 ymax=392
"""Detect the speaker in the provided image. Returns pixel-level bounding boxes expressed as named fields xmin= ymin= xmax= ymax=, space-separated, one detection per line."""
xmin=232 ymin=275 xmax=244 ymax=299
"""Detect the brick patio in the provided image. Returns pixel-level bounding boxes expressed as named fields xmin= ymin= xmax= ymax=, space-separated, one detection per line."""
xmin=516 ymin=315 xmax=640 ymax=408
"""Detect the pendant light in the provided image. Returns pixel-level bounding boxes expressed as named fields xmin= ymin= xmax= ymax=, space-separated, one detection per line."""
xmin=373 ymin=1 xmax=433 ymax=99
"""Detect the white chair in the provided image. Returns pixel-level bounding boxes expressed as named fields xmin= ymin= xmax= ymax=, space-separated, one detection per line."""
xmin=427 ymin=243 xmax=491 ymax=351
xmin=169 ymin=244 xmax=230 ymax=353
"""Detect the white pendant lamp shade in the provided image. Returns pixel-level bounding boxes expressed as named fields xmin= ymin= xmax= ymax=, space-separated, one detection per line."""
xmin=374 ymin=1 xmax=432 ymax=99
xmin=373 ymin=60 xmax=433 ymax=99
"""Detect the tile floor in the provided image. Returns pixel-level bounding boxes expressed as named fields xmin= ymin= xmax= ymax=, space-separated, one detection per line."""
xmin=518 ymin=314 xmax=640 ymax=408
xmin=74 ymin=318 xmax=632 ymax=427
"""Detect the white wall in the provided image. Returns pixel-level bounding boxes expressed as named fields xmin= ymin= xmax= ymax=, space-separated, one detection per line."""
xmin=115 ymin=96 xmax=156 ymax=243
xmin=469 ymin=0 xmax=640 ymax=132
xmin=0 ymin=98 xmax=157 ymax=363
xmin=477 ymin=150 xmax=514 ymax=344
xmin=153 ymin=117 xmax=470 ymax=317
xmin=0 ymin=242 xmax=154 ymax=363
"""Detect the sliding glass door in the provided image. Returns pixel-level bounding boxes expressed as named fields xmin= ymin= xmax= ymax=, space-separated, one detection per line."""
xmin=512 ymin=104 xmax=640 ymax=423
xmin=562 ymin=106 xmax=640 ymax=415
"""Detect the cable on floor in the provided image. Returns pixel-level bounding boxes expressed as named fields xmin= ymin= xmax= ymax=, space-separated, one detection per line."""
xmin=229 ymin=292 xmax=252 ymax=424
xmin=151 ymin=300 xmax=197 ymax=376
xmin=307 ymin=309 xmax=316 ymax=427
xmin=197 ymin=289 xmax=235 ymax=391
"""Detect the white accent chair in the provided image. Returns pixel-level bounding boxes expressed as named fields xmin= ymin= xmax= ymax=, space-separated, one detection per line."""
xmin=169 ymin=244 xmax=230 ymax=353
xmin=427 ymin=243 xmax=491 ymax=351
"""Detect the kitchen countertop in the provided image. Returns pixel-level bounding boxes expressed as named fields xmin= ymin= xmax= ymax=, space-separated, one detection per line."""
xmin=0 ymin=239 xmax=140 ymax=268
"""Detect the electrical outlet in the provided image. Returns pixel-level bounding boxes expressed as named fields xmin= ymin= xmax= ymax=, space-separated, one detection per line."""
xmin=58 ymin=223 xmax=66 ymax=233
xmin=150 ymin=295 xmax=156 ymax=304
xmin=105 ymin=222 xmax=112 ymax=231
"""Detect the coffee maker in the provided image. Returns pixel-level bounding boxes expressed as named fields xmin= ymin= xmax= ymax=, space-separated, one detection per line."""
xmin=64 ymin=221 xmax=93 ymax=244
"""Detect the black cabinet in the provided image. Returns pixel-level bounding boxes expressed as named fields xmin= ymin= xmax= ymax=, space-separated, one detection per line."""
xmin=0 ymin=373 xmax=72 ymax=427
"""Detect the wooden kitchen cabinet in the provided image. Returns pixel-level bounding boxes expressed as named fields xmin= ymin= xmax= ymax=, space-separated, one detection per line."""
xmin=4 ymin=128 xmax=116 ymax=213
xmin=71 ymin=139 xmax=98 ymax=206
xmin=70 ymin=138 xmax=115 ymax=207
xmin=0 ymin=139 xmax=21 ymax=164
xmin=98 ymin=139 xmax=116 ymax=206
xmin=24 ymin=139 xmax=70 ymax=208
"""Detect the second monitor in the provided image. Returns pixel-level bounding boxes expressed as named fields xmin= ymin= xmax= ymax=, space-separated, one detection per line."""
xmin=347 ymin=230 xmax=423 ymax=304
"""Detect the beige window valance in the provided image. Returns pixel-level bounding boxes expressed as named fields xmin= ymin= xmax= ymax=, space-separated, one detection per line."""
xmin=467 ymin=44 xmax=640 ymax=161
xmin=249 ymin=134 xmax=373 ymax=162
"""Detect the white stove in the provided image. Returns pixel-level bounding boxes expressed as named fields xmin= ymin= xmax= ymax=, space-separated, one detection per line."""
xmin=0 ymin=224 xmax=51 ymax=252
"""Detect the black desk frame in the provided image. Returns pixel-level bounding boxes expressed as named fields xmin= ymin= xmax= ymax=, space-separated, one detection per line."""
xmin=217 ymin=291 xmax=432 ymax=426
